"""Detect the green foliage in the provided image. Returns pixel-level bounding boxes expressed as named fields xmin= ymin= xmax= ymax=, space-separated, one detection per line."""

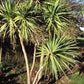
xmin=77 ymin=37 xmax=84 ymax=46
xmin=0 ymin=0 xmax=17 ymax=43
xmin=41 ymin=0 xmax=72 ymax=35
xmin=0 ymin=64 xmax=3 ymax=71
xmin=37 ymin=34 xmax=79 ymax=79
xmin=15 ymin=0 xmax=37 ymax=41
xmin=14 ymin=0 xmax=45 ymax=44
xmin=0 ymin=0 xmax=45 ymax=44
xmin=77 ymin=37 xmax=84 ymax=41
xmin=69 ymin=75 xmax=84 ymax=84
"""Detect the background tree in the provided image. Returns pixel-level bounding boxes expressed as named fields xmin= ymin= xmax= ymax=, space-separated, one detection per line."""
xmin=40 ymin=0 xmax=72 ymax=36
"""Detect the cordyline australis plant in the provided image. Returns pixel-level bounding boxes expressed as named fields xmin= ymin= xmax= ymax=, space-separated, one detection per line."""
xmin=41 ymin=0 xmax=72 ymax=35
xmin=0 ymin=0 xmax=31 ymax=84
xmin=0 ymin=0 xmax=45 ymax=84
xmin=37 ymin=34 xmax=79 ymax=80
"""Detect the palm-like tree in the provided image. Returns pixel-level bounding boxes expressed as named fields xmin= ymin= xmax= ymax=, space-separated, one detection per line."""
xmin=0 ymin=0 xmax=41 ymax=84
xmin=0 ymin=0 xmax=17 ymax=66
xmin=15 ymin=1 xmax=44 ymax=84
xmin=37 ymin=34 xmax=79 ymax=80
xmin=41 ymin=0 xmax=72 ymax=35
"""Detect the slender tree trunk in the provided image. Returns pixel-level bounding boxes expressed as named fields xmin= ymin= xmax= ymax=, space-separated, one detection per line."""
xmin=0 ymin=47 xmax=2 ymax=64
xmin=30 ymin=43 xmax=37 ymax=78
xmin=33 ymin=64 xmax=45 ymax=84
xmin=38 ymin=46 xmax=44 ymax=83
xmin=18 ymin=32 xmax=30 ymax=84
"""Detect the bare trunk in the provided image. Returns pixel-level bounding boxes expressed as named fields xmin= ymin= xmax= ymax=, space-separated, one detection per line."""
xmin=38 ymin=46 xmax=44 ymax=83
xmin=33 ymin=64 xmax=45 ymax=84
xmin=30 ymin=43 xmax=37 ymax=78
xmin=19 ymin=32 xmax=30 ymax=84
xmin=0 ymin=47 xmax=2 ymax=64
